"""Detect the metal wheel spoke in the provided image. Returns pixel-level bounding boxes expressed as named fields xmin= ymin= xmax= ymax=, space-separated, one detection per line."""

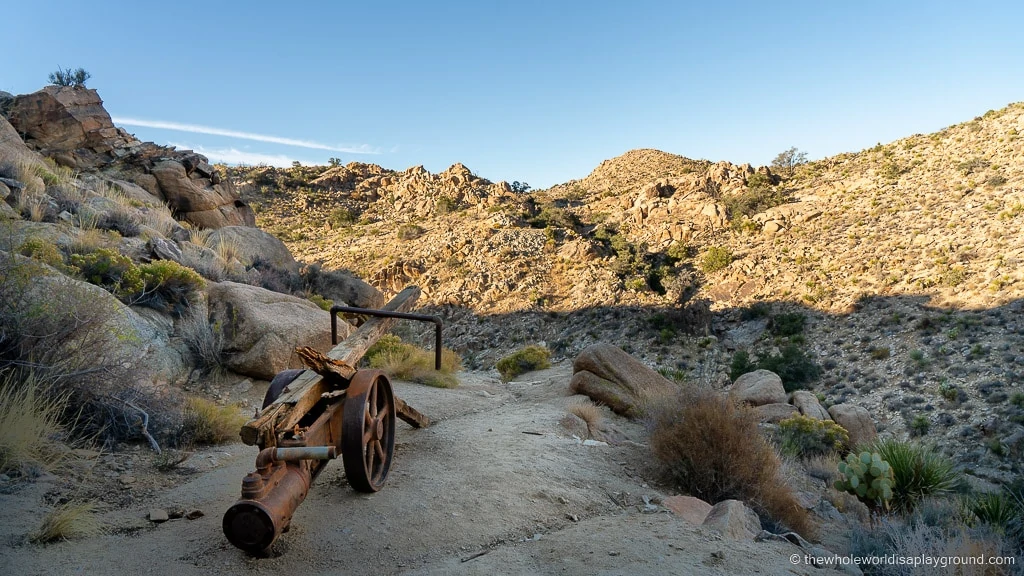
xmin=369 ymin=384 xmax=378 ymax=417
xmin=366 ymin=440 xmax=376 ymax=472
xmin=374 ymin=441 xmax=385 ymax=463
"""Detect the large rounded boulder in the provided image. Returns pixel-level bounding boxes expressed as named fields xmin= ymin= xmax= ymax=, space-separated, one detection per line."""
xmin=207 ymin=281 xmax=352 ymax=380
xmin=569 ymin=343 xmax=676 ymax=417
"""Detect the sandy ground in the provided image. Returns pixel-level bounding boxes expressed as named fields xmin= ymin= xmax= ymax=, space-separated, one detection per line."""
xmin=0 ymin=363 xmax=835 ymax=575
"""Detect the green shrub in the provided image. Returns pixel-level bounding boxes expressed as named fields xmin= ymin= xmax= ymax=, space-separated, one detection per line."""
xmin=909 ymin=414 xmax=931 ymax=436
xmin=48 ymin=66 xmax=91 ymax=88
xmin=834 ymin=451 xmax=894 ymax=511
xmin=70 ymin=248 xmax=144 ymax=299
xmin=778 ymin=414 xmax=849 ymax=458
xmin=495 ymin=345 xmax=551 ymax=381
xmin=328 ymin=208 xmax=356 ymax=227
xmin=729 ymin=350 xmax=757 ymax=380
xmin=970 ymin=491 xmax=1022 ymax=535
xmin=365 ymin=334 xmax=461 ymax=388
xmin=307 ymin=294 xmax=333 ymax=311
xmin=869 ymin=346 xmax=891 ymax=360
xmin=757 ymin=344 xmax=821 ymax=391
xmin=137 ymin=260 xmax=206 ymax=317
xmin=769 ymin=312 xmax=806 ymax=337
xmin=397 ymin=224 xmax=425 ymax=240
xmin=939 ymin=382 xmax=961 ymax=402
xmin=700 ymin=247 xmax=732 ymax=273
xmin=180 ymin=397 xmax=245 ymax=445
xmin=17 ymin=238 xmax=66 ymax=270
xmin=722 ymin=186 xmax=789 ymax=219
xmin=869 ymin=438 xmax=961 ymax=511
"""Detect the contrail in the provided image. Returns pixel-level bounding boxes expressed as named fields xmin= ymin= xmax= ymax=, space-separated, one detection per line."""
xmin=113 ymin=117 xmax=379 ymax=154
xmin=168 ymin=143 xmax=317 ymax=167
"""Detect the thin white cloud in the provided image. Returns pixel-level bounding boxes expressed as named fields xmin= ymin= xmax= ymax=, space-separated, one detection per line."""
xmin=113 ymin=116 xmax=379 ymax=154
xmin=168 ymin=143 xmax=317 ymax=167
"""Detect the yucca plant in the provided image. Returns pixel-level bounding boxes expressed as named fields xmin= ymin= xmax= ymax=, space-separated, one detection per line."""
xmin=869 ymin=438 xmax=961 ymax=512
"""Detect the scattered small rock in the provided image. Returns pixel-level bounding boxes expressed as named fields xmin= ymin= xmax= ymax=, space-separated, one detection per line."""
xmin=148 ymin=509 xmax=169 ymax=523
xmin=185 ymin=509 xmax=205 ymax=520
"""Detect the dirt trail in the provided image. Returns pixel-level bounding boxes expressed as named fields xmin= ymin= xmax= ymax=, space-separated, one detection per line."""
xmin=1 ymin=364 xmax=832 ymax=575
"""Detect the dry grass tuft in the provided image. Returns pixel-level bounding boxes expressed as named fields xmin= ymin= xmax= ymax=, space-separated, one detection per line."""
xmin=366 ymin=335 xmax=462 ymax=388
xmin=0 ymin=372 xmax=68 ymax=476
xmin=180 ymin=397 xmax=245 ymax=446
xmin=214 ymin=237 xmax=246 ymax=265
xmin=30 ymin=502 xmax=103 ymax=543
xmin=649 ymin=389 xmax=815 ymax=537
xmin=568 ymin=400 xmax=604 ymax=433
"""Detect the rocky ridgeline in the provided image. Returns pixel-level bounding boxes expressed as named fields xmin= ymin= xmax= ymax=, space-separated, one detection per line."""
xmin=245 ymin=104 xmax=1024 ymax=484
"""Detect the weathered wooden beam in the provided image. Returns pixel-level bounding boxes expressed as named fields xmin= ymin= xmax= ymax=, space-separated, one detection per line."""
xmin=240 ymin=286 xmax=422 ymax=446
xmin=296 ymin=346 xmax=356 ymax=386
xmin=395 ymin=396 xmax=431 ymax=429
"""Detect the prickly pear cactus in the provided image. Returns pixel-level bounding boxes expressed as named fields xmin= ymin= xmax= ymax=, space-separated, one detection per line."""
xmin=834 ymin=451 xmax=894 ymax=509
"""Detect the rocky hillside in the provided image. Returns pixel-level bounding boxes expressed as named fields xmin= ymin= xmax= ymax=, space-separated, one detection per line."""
xmin=242 ymin=104 xmax=1024 ymax=484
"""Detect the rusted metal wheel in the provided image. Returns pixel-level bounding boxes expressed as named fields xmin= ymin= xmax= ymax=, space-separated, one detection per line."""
xmin=342 ymin=370 xmax=395 ymax=492
xmin=262 ymin=369 xmax=304 ymax=409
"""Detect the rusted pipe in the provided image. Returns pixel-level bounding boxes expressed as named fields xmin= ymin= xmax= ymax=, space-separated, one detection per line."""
xmin=274 ymin=446 xmax=337 ymax=461
xmin=223 ymin=463 xmax=313 ymax=553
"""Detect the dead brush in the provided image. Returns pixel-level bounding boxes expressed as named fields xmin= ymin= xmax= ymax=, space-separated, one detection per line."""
xmin=568 ymin=399 xmax=604 ymax=436
xmin=649 ymin=389 xmax=815 ymax=537
xmin=365 ymin=335 xmax=461 ymax=388
xmin=30 ymin=501 xmax=103 ymax=543
xmin=180 ymin=397 xmax=246 ymax=446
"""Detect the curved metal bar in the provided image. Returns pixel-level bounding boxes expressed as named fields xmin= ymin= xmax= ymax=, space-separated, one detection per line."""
xmin=331 ymin=305 xmax=444 ymax=370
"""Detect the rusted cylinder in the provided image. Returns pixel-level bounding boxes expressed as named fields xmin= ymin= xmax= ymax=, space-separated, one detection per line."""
xmin=222 ymin=464 xmax=312 ymax=553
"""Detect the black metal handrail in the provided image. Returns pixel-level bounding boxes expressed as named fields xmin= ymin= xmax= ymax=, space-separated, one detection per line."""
xmin=330 ymin=306 xmax=444 ymax=370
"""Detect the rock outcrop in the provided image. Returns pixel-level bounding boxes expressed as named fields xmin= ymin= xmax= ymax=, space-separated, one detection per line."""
xmin=569 ymin=343 xmax=676 ymax=416
xmin=6 ymin=86 xmax=139 ymax=169
xmin=4 ymin=86 xmax=255 ymax=229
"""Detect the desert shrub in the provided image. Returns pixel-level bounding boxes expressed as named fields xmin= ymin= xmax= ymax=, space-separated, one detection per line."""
xmin=70 ymin=248 xmax=144 ymax=300
xmin=722 ymin=186 xmax=789 ymax=219
xmin=568 ymin=399 xmax=604 ymax=435
xmin=97 ymin=209 xmax=140 ymax=237
xmin=0 ymin=371 xmax=68 ymax=477
xmin=180 ymin=397 xmax=245 ymax=446
xmin=769 ymin=312 xmax=806 ymax=337
xmin=496 ymin=345 xmax=551 ymax=381
xmin=729 ymin=350 xmax=757 ymax=380
xmin=529 ymin=205 xmax=578 ymax=229
xmin=136 ymin=260 xmax=205 ymax=317
xmin=757 ymin=344 xmax=821 ymax=391
xmin=249 ymin=256 xmax=302 ymax=295
xmin=435 ymin=197 xmax=459 ymax=215
xmin=650 ymin=390 xmax=814 ymax=537
xmin=834 ymin=451 xmax=895 ymax=511
xmin=778 ymin=414 xmax=849 ymax=458
xmin=869 ymin=438 xmax=962 ymax=512
xmin=909 ymin=414 xmax=931 ymax=437
xmin=850 ymin=516 xmax=1015 ymax=576
xmin=970 ymin=491 xmax=1023 ymax=536
xmin=397 ymin=224 xmax=425 ymax=240
xmin=178 ymin=312 xmax=224 ymax=374
xmin=307 ymin=294 xmax=333 ymax=311
xmin=16 ymin=238 xmax=66 ymax=270
xmin=700 ymin=246 xmax=732 ymax=273
xmin=0 ymin=251 xmax=162 ymax=447
xmin=869 ymin=346 xmax=891 ymax=360
xmin=740 ymin=301 xmax=771 ymax=320
xmin=328 ymin=207 xmax=356 ymax=227
xmin=30 ymin=502 xmax=102 ymax=543
xmin=48 ymin=66 xmax=91 ymax=88
xmin=365 ymin=334 xmax=461 ymax=388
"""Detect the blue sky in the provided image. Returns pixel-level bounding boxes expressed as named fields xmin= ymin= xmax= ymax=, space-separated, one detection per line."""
xmin=3 ymin=1 xmax=1023 ymax=187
